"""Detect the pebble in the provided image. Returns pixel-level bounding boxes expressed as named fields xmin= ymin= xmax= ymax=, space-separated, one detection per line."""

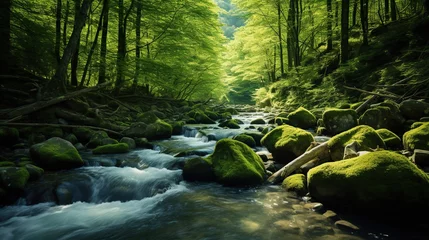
xmin=323 ymin=210 xmax=339 ymax=221
xmin=304 ymin=202 xmax=325 ymax=213
xmin=335 ymin=220 xmax=360 ymax=231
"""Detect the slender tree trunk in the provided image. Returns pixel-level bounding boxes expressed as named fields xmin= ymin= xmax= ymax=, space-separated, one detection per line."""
xmin=352 ymin=0 xmax=358 ymax=26
xmin=0 ymin=0 xmax=11 ymax=74
xmin=71 ymin=0 xmax=82 ymax=86
xmin=384 ymin=0 xmax=390 ymax=21
xmin=277 ymin=1 xmax=284 ymax=75
xmin=52 ymin=0 xmax=93 ymax=92
xmin=341 ymin=0 xmax=350 ymax=63
xmin=133 ymin=0 xmax=142 ymax=90
xmin=424 ymin=0 xmax=429 ymax=15
xmin=390 ymin=0 xmax=397 ymax=21
xmin=98 ymin=0 xmax=109 ymax=85
xmin=80 ymin=2 xmax=105 ymax=87
xmin=55 ymin=0 xmax=62 ymax=64
xmin=327 ymin=0 xmax=333 ymax=51
xmin=273 ymin=45 xmax=277 ymax=82
xmin=287 ymin=8 xmax=293 ymax=70
xmin=63 ymin=0 xmax=70 ymax=46
xmin=335 ymin=0 xmax=339 ymax=39
xmin=294 ymin=0 xmax=301 ymax=67
xmin=360 ymin=0 xmax=369 ymax=46
xmin=115 ymin=0 xmax=126 ymax=95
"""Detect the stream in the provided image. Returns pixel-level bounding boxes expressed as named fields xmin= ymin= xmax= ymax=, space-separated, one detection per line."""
xmin=0 ymin=112 xmax=427 ymax=239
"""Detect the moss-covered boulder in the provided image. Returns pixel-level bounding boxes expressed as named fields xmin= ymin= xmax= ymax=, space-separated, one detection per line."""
xmin=182 ymin=157 xmax=215 ymax=182
xmin=187 ymin=110 xmax=216 ymax=124
xmin=64 ymin=134 xmax=78 ymax=145
xmin=24 ymin=164 xmax=44 ymax=181
xmin=92 ymin=143 xmax=129 ymax=154
xmin=287 ymin=107 xmax=316 ymax=129
xmin=399 ymin=99 xmax=429 ymax=120
xmin=145 ymin=120 xmax=173 ymax=140
xmin=30 ymin=137 xmax=83 ymax=170
xmin=205 ymin=110 xmax=220 ymax=121
xmin=376 ymin=129 xmax=402 ymax=150
xmin=122 ymin=122 xmax=148 ymax=138
xmin=359 ymin=103 xmax=405 ymax=133
xmin=282 ymin=174 xmax=307 ymax=196
xmin=170 ymin=121 xmax=185 ymax=135
xmin=218 ymin=119 xmax=241 ymax=129
xmin=0 ymin=161 xmax=15 ymax=167
xmin=137 ymin=111 xmax=161 ymax=124
xmin=207 ymin=139 xmax=265 ymax=186
xmin=251 ymin=118 xmax=266 ymax=124
xmin=224 ymin=108 xmax=239 ymax=115
xmin=135 ymin=138 xmax=153 ymax=149
xmin=275 ymin=117 xmax=288 ymax=125
xmin=322 ymin=109 xmax=358 ymax=135
xmin=327 ymin=125 xmax=386 ymax=161
xmin=261 ymin=125 xmax=314 ymax=163
xmin=86 ymin=131 xmax=109 ymax=148
xmin=308 ymin=151 xmax=429 ymax=215
xmin=0 ymin=167 xmax=30 ymax=190
xmin=0 ymin=127 xmax=19 ymax=147
xmin=120 ymin=137 xmax=136 ymax=149
xmin=72 ymin=127 xmax=94 ymax=144
xmin=233 ymin=134 xmax=256 ymax=148
xmin=403 ymin=122 xmax=429 ymax=151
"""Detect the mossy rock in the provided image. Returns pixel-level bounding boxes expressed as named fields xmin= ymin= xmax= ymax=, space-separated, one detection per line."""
xmin=399 ymin=99 xmax=429 ymax=120
xmin=86 ymin=131 xmax=109 ymax=148
xmin=186 ymin=118 xmax=197 ymax=124
xmin=224 ymin=108 xmax=239 ymax=115
xmin=92 ymin=143 xmax=129 ymax=154
xmin=30 ymin=137 xmax=84 ymax=170
xmin=137 ymin=111 xmax=160 ymax=124
xmin=100 ymin=138 xmax=118 ymax=146
xmin=327 ymin=125 xmax=385 ymax=161
xmin=403 ymin=122 xmax=429 ymax=151
xmin=0 ymin=161 xmax=16 ymax=167
xmin=218 ymin=119 xmax=241 ymax=129
xmin=261 ymin=125 xmax=314 ymax=163
xmin=220 ymin=112 xmax=232 ymax=120
xmin=287 ymin=107 xmax=316 ymax=129
xmin=376 ymin=129 xmax=402 ymax=150
xmin=207 ymin=139 xmax=265 ymax=186
xmin=145 ymin=120 xmax=173 ymax=140
xmin=308 ymin=151 xmax=429 ymax=216
xmin=316 ymin=127 xmax=327 ymax=136
xmin=24 ymin=164 xmax=44 ymax=181
xmin=135 ymin=138 xmax=153 ymax=149
xmin=359 ymin=103 xmax=405 ymax=133
xmin=0 ymin=167 xmax=30 ymax=190
xmin=322 ymin=109 xmax=358 ymax=135
xmin=182 ymin=157 xmax=215 ymax=182
xmin=64 ymin=134 xmax=78 ymax=145
xmin=120 ymin=137 xmax=136 ymax=149
xmin=122 ymin=122 xmax=148 ymax=138
xmin=233 ymin=134 xmax=256 ymax=148
xmin=0 ymin=127 xmax=19 ymax=147
xmin=276 ymin=112 xmax=289 ymax=118
xmin=250 ymin=118 xmax=266 ymax=124
xmin=205 ymin=111 xmax=220 ymax=121
xmin=37 ymin=127 xmax=63 ymax=139
xmin=72 ymin=127 xmax=95 ymax=144
xmin=170 ymin=121 xmax=185 ymax=135
xmin=282 ymin=174 xmax=307 ymax=196
xmin=187 ymin=110 xmax=215 ymax=124
xmin=245 ymin=132 xmax=265 ymax=146
xmin=275 ymin=117 xmax=288 ymax=125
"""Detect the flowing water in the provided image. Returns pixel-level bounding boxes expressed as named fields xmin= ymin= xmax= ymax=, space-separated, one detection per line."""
xmin=0 ymin=111 xmax=427 ymax=239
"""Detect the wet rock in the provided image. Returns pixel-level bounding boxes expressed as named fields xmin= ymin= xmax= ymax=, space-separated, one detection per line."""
xmin=323 ymin=210 xmax=339 ymax=221
xmin=322 ymin=109 xmax=358 ymax=135
xmin=86 ymin=131 xmax=110 ymax=148
xmin=335 ymin=220 xmax=360 ymax=231
xmin=233 ymin=134 xmax=256 ymax=148
xmin=24 ymin=164 xmax=44 ymax=181
xmin=30 ymin=137 xmax=83 ymax=170
xmin=282 ymin=174 xmax=308 ymax=196
xmin=413 ymin=149 xmax=429 ymax=168
xmin=0 ymin=167 xmax=30 ymax=190
xmin=287 ymin=107 xmax=317 ymax=129
xmin=256 ymin=151 xmax=272 ymax=162
xmin=250 ymin=118 xmax=265 ymax=124
xmin=64 ymin=134 xmax=78 ymax=145
xmin=376 ymin=128 xmax=402 ymax=150
xmin=274 ymin=220 xmax=301 ymax=234
xmin=135 ymin=138 xmax=153 ymax=149
xmin=120 ymin=137 xmax=136 ymax=149
xmin=218 ymin=119 xmax=241 ymax=129
xmin=144 ymin=120 xmax=173 ymax=140
xmin=182 ymin=157 xmax=215 ymax=182
xmin=187 ymin=110 xmax=215 ymax=124
xmin=74 ymin=143 xmax=86 ymax=151
xmin=303 ymin=224 xmax=334 ymax=236
xmin=72 ymin=127 xmax=94 ymax=144
xmin=92 ymin=143 xmax=129 ymax=155
xmin=261 ymin=125 xmax=314 ymax=163
xmin=403 ymin=122 xmax=429 ymax=151
xmin=264 ymin=160 xmax=277 ymax=172
xmin=399 ymin=99 xmax=429 ymax=120
xmin=303 ymin=202 xmax=325 ymax=213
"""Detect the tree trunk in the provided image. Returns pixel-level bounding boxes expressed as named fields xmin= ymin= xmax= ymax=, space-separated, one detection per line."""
xmin=0 ymin=0 xmax=11 ymax=74
xmin=98 ymin=0 xmax=109 ymax=85
xmin=390 ymin=0 xmax=397 ymax=21
xmin=63 ymin=0 xmax=70 ymax=46
xmin=71 ymin=0 xmax=82 ymax=87
xmin=80 ymin=2 xmax=105 ymax=87
xmin=327 ymin=0 xmax=333 ymax=51
xmin=360 ymin=0 xmax=369 ymax=46
xmin=341 ymin=0 xmax=350 ymax=63
xmin=277 ymin=1 xmax=284 ymax=75
xmin=384 ymin=0 xmax=389 ymax=21
xmin=287 ymin=10 xmax=293 ymax=70
xmin=425 ymin=0 xmax=429 ymax=16
xmin=55 ymin=0 xmax=62 ymax=64
xmin=352 ymin=0 xmax=358 ymax=26
xmin=272 ymin=45 xmax=277 ymax=82
xmin=133 ymin=0 xmax=142 ymax=90
xmin=52 ymin=0 xmax=93 ymax=93
xmin=115 ymin=0 xmax=126 ymax=95
xmin=335 ymin=0 xmax=339 ymax=39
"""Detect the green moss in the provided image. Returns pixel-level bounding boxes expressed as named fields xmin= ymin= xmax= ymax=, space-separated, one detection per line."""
xmin=338 ymin=103 xmax=351 ymax=109
xmin=182 ymin=157 xmax=215 ymax=182
xmin=137 ymin=111 xmax=160 ymax=124
xmin=350 ymin=102 xmax=364 ymax=110
xmin=250 ymin=118 xmax=266 ymax=124
xmin=205 ymin=111 xmax=220 ymax=121
xmin=0 ymin=162 xmax=16 ymax=167
xmin=64 ymin=134 xmax=78 ymax=144
xmin=119 ymin=137 xmax=136 ymax=149
xmin=186 ymin=118 xmax=197 ymax=124
xmin=233 ymin=134 xmax=256 ymax=148
xmin=72 ymin=127 xmax=94 ymax=144
xmin=0 ymin=127 xmax=19 ymax=146
xmin=261 ymin=125 xmax=314 ymax=163
xmin=207 ymin=139 xmax=265 ymax=186
xmin=399 ymin=99 xmax=429 ymax=120
xmin=287 ymin=107 xmax=316 ymax=129
xmin=327 ymin=125 xmax=386 ymax=161
xmin=92 ymin=143 xmax=129 ymax=154
xmin=135 ymin=138 xmax=152 ymax=149
xmin=411 ymin=122 xmax=424 ymax=129
xmin=308 ymin=151 xmax=429 ymax=215
xmin=86 ymin=131 xmax=109 ymax=148
xmin=188 ymin=110 xmax=216 ymax=124
xmin=275 ymin=117 xmax=288 ymax=125
xmin=24 ymin=164 xmax=44 ymax=181
xmin=403 ymin=122 xmax=429 ymax=151
xmin=376 ymin=129 xmax=402 ymax=150
xmin=170 ymin=121 xmax=185 ymax=135
xmin=145 ymin=119 xmax=173 ymax=140
xmin=0 ymin=167 xmax=30 ymax=190
xmin=282 ymin=174 xmax=307 ymax=196
xmin=218 ymin=119 xmax=241 ymax=129
xmin=322 ymin=109 xmax=358 ymax=135
xmin=276 ymin=112 xmax=289 ymax=118
xmin=30 ymin=137 xmax=84 ymax=170
xmin=224 ymin=108 xmax=239 ymax=115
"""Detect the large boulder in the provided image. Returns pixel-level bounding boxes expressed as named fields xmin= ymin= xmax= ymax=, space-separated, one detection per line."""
xmin=86 ymin=131 xmax=110 ymax=148
xmin=322 ymin=109 xmax=358 ymax=135
xmin=287 ymin=107 xmax=316 ymax=129
xmin=72 ymin=127 xmax=94 ymax=144
xmin=308 ymin=151 xmax=429 ymax=216
xmin=403 ymin=122 xmax=429 ymax=151
xmin=327 ymin=125 xmax=386 ymax=161
xmin=399 ymin=99 xmax=429 ymax=120
xmin=122 ymin=122 xmax=148 ymax=138
xmin=144 ymin=120 xmax=173 ymax=140
xmin=218 ymin=119 xmax=241 ymax=129
xmin=0 ymin=167 xmax=30 ymax=190
xmin=0 ymin=127 xmax=19 ymax=147
xmin=261 ymin=125 xmax=314 ymax=163
xmin=30 ymin=137 xmax=84 ymax=170
xmin=282 ymin=174 xmax=307 ymax=196
xmin=187 ymin=110 xmax=215 ymax=124
xmin=233 ymin=134 xmax=256 ymax=148
xmin=182 ymin=157 xmax=215 ymax=182
xmin=376 ymin=129 xmax=402 ymax=150
xmin=207 ymin=139 xmax=265 ymax=186
xmin=359 ymin=102 xmax=405 ymax=133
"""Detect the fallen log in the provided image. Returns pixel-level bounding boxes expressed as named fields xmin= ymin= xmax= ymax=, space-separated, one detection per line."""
xmin=267 ymin=142 xmax=329 ymax=184
xmin=0 ymin=122 xmax=123 ymax=137
xmin=2 ymin=81 xmax=111 ymax=119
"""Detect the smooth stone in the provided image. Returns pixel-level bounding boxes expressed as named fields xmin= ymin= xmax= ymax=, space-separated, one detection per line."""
xmin=273 ymin=220 xmax=301 ymax=234
xmin=304 ymin=202 xmax=325 ymax=213
xmin=413 ymin=149 xmax=429 ymax=168
xmin=335 ymin=220 xmax=360 ymax=231
xmin=323 ymin=210 xmax=339 ymax=221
